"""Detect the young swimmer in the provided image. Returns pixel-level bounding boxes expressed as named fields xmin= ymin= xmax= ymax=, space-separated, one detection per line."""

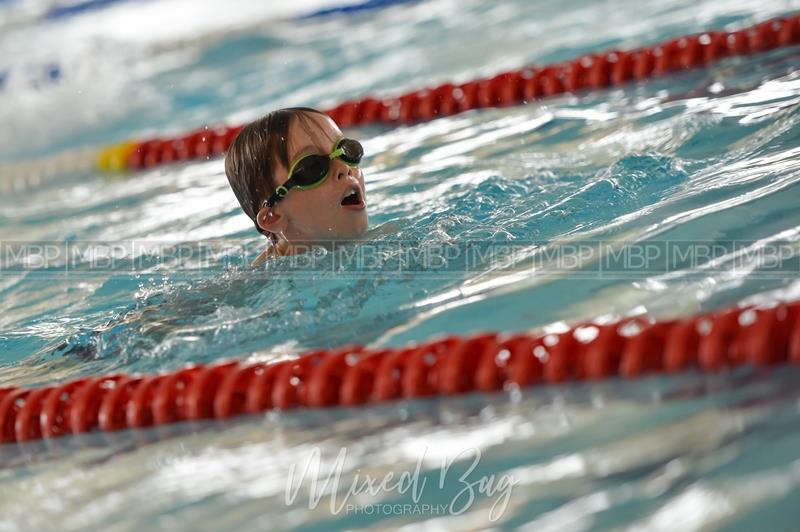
xmin=53 ymin=109 xmax=378 ymax=360
xmin=225 ymin=107 xmax=369 ymax=266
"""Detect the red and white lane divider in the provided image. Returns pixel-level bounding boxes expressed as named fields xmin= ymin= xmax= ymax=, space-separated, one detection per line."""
xmin=3 ymin=14 xmax=798 ymax=188
xmin=1 ymin=297 xmax=799 ymax=444
xmin=103 ymin=13 xmax=800 ymax=172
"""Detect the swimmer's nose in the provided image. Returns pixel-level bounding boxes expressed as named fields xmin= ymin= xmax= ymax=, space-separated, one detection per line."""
xmin=334 ymin=160 xmax=356 ymax=180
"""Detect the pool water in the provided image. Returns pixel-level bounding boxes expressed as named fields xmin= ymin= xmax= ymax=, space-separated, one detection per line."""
xmin=2 ymin=0 xmax=800 ymax=529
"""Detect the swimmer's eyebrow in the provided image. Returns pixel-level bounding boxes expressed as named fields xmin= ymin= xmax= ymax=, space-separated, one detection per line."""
xmin=291 ymin=140 xmax=337 ymax=161
xmin=290 ymin=145 xmax=317 ymax=162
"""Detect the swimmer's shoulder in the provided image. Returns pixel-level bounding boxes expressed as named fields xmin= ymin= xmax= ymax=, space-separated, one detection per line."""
xmin=363 ymin=221 xmax=400 ymax=238
xmin=250 ymin=249 xmax=270 ymax=268
xmin=249 ymin=222 xmax=401 ymax=268
xmin=250 ymin=241 xmax=285 ymax=268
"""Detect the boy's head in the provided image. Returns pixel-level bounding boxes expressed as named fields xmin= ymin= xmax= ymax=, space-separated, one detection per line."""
xmin=225 ymin=108 xmax=368 ymax=248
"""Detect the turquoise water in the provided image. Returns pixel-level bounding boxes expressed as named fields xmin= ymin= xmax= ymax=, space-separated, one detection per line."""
xmin=2 ymin=0 xmax=800 ymax=529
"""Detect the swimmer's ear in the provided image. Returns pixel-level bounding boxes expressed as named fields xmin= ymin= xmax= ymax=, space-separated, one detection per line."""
xmin=256 ymin=205 xmax=287 ymax=237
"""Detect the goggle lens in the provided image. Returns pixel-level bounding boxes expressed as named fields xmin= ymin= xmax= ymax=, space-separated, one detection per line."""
xmin=337 ymin=138 xmax=363 ymax=165
xmin=292 ymin=138 xmax=364 ymax=187
xmin=292 ymin=155 xmax=331 ymax=187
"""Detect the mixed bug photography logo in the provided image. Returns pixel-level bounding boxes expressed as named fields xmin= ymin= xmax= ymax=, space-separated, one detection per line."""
xmin=284 ymin=446 xmax=518 ymax=521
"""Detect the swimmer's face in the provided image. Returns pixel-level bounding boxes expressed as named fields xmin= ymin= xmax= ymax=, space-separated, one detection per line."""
xmin=258 ymin=112 xmax=368 ymax=245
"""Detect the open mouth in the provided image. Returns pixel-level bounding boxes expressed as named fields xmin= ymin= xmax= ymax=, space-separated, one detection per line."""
xmin=340 ymin=187 xmax=365 ymax=209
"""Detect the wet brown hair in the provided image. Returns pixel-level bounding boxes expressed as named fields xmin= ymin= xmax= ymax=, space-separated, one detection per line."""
xmin=224 ymin=107 xmax=326 ymax=238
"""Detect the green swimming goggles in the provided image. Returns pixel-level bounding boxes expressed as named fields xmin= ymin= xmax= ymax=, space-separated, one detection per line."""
xmin=264 ymin=137 xmax=364 ymax=208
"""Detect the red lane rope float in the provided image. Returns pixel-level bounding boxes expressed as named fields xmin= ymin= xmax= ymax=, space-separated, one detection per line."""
xmin=99 ymin=14 xmax=800 ymax=172
xmin=2 ymin=299 xmax=800 ymax=444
